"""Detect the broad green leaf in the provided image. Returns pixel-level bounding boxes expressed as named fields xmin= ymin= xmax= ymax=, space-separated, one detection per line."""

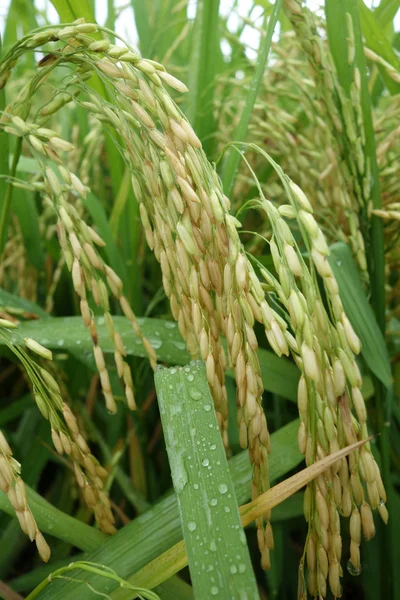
xmin=1 ymin=314 xmax=299 ymax=402
xmin=34 ymin=420 xmax=302 ymax=599
xmin=155 ymin=361 xmax=259 ymax=600
xmin=329 ymin=243 xmax=391 ymax=388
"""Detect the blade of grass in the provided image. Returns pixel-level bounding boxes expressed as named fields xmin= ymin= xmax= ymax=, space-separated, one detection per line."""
xmin=155 ymin=361 xmax=259 ymax=600
xmin=34 ymin=419 xmax=302 ymax=599
xmin=358 ymin=0 xmax=400 ymax=95
xmin=130 ymin=0 xmax=152 ymax=57
xmin=0 ymin=34 xmax=9 ymax=254
xmin=116 ymin=437 xmax=368 ymax=598
xmin=0 ymin=486 xmax=106 ymax=551
xmin=2 ymin=315 xmax=299 ymax=401
xmin=328 ymin=242 xmax=391 ymax=388
xmin=186 ymin=0 xmax=221 ymax=157
xmin=374 ymin=0 xmax=400 ymax=28
xmin=221 ymin=1 xmax=282 ymax=196
xmin=12 ymin=187 xmax=44 ymax=271
xmin=50 ymin=0 xmax=97 ymax=24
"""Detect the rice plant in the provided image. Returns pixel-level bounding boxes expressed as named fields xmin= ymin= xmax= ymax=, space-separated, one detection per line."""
xmin=0 ymin=1 xmax=398 ymax=599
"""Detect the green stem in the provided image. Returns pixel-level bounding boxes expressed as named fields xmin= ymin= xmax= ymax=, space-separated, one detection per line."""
xmin=0 ymin=137 xmax=22 ymax=253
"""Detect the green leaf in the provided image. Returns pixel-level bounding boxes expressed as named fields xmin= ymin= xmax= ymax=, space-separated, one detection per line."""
xmin=130 ymin=1 xmax=152 ymax=57
xmin=50 ymin=0 xmax=97 ymax=24
xmin=328 ymin=242 xmax=391 ymax=388
xmin=155 ymin=361 xmax=259 ymax=600
xmin=325 ymin=0 xmax=354 ymax=95
xmin=0 ymin=287 xmax=47 ymax=317
xmin=12 ymin=187 xmax=44 ymax=271
xmin=1 ymin=313 xmax=299 ymax=402
xmin=34 ymin=420 xmax=302 ymax=599
xmin=0 ymin=486 xmax=106 ymax=552
xmin=221 ymin=0 xmax=282 ymax=195
xmin=0 ymin=34 xmax=10 ymax=254
xmin=374 ymin=0 xmax=400 ymax=28
xmin=186 ymin=0 xmax=221 ymax=156
xmin=358 ymin=0 xmax=400 ymax=95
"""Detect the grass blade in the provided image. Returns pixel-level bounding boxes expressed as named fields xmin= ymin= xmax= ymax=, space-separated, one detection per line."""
xmin=328 ymin=242 xmax=391 ymax=388
xmin=155 ymin=361 xmax=259 ymax=600
xmin=1 ymin=314 xmax=299 ymax=401
xmin=358 ymin=0 xmax=400 ymax=95
xmin=120 ymin=437 xmax=368 ymax=598
xmin=0 ymin=34 xmax=9 ymax=255
xmin=34 ymin=420 xmax=302 ymax=599
xmin=221 ymin=1 xmax=282 ymax=196
xmin=186 ymin=0 xmax=221 ymax=157
xmin=130 ymin=1 xmax=152 ymax=58
xmin=0 ymin=486 xmax=106 ymax=552
xmin=50 ymin=0 xmax=96 ymax=24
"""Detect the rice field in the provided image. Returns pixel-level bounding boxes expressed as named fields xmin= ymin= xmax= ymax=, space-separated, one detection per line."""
xmin=0 ymin=1 xmax=399 ymax=599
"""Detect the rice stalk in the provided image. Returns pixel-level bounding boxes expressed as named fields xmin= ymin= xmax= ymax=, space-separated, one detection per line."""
xmin=0 ymin=18 xmax=388 ymax=596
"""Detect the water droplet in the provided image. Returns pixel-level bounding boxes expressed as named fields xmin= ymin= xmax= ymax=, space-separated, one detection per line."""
xmin=210 ymin=498 xmax=218 ymax=506
xmin=239 ymin=531 xmax=246 ymax=545
xmin=184 ymin=366 xmax=190 ymax=373
xmin=57 ymin=339 xmax=64 ymax=347
xmin=170 ymin=368 xmax=177 ymax=374
xmin=347 ymin=560 xmax=361 ymax=576
xmin=188 ymin=521 xmax=197 ymax=532
xmin=211 ymin=586 xmax=219 ymax=595
xmin=164 ymin=321 xmax=176 ymax=329
xmin=193 ymin=483 xmax=199 ymax=490
xmin=218 ymin=483 xmax=228 ymax=494
xmin=230 ymin=564 xmax=237 ymax=574
xmin=238 ymin=564 xmax=246 ymax=574
xmin=187 ymin=374 xmax=194 ymax=382
xmin=202 ymin=458 xmax=209 ymax=467
xmin=189 ymin=387 xmax=202 ymax=400
xmin=210 ymin=444 xmax=216 ymax=450
xmin=172 ymin=340 xmax=186 ymax=351
xmin=210 ymin=540 xmax=217 ymax=552
xmin=204 ymin=404 xmax=211 ymax=411
xmin=76 ymin=340 xmax=81 ymax=345
xmin=224 ymin=506 xmax=230 ymax=513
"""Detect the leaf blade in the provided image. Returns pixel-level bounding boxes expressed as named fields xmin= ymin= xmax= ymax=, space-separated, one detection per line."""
xmin=155 ymin=361 xmax=259 ymax=600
